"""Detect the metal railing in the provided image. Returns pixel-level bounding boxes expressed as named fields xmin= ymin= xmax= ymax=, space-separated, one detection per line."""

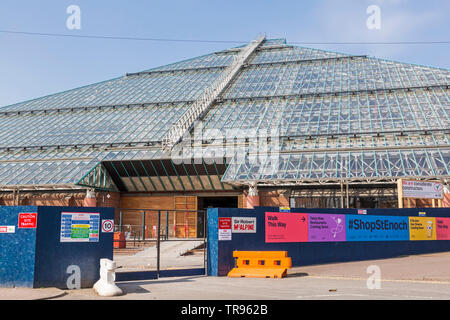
xmin=114 ymin=208 xmax=207 ymax=277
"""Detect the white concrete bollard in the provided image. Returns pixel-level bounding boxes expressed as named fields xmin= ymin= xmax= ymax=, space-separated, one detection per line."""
xmin=93 ymin=258 xmax=123 ymax=297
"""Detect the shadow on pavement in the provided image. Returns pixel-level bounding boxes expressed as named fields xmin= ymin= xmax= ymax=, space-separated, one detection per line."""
xmin=286 ymin=272 xmax=309 ymax=278
xmin=116 ymin=275 xmax=206 ymax=287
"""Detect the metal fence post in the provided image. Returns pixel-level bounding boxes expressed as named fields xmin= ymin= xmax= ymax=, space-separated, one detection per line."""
xmin=157 ymin=210 xmax=161 ymax=278
xmin=119 ymin=211 xmax=123 ymax=232
xmin=142 ymin=211 xmax=146 ymax=242
xmin=203 ymin=210 xmax=207 ymax=273
xmin=165 ymin=211 xmax=169 ymax=240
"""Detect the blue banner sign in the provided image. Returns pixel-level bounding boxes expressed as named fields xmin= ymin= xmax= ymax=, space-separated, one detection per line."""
xmin=346 ymin=215 xmax=409 ymax=241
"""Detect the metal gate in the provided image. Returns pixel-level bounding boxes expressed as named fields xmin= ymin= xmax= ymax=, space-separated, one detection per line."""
xmin=113 ymin=208 xmax=207 ymax=281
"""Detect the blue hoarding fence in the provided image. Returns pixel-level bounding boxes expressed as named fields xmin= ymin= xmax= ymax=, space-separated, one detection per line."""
xmin=0 ymin=206 xmax=114 ymax=288
xmin=207 ymin=206 xmax=450 ymax=277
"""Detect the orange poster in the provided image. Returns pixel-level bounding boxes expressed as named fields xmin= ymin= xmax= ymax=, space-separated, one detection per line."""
xmin=409 ymin=217 xmax=436 ymax=241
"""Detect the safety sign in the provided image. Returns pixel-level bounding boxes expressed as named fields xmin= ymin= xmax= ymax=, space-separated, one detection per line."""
xmin=18 ymin=213 xmax=38 ymax=228
xmin=101 ymin=219 xmax=114 ymax=233
xmin=219 ymin=217 xmax=232 ymax=241
xmin=60 ymin=212 xmax=100 ymax=242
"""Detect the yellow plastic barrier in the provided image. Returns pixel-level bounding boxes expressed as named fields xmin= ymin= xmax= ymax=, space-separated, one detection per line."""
xmin=227 ymin=251 xmax=292 ymax=278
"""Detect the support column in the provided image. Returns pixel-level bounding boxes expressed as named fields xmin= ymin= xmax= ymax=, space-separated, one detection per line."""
xmin=245 ymin=183 xmax=260 ymax=209
xmin=346 ymin=181 xmax=350 ymax=209
xmin=83 ymin=189 xmax=97 ymax=207
xmin=444 ymin=184 xmax=450 ymax=208
xmin=397 ymin=179 xmax=403 ymax=208
xmin=278 ymin=189 xmax=290 ymax=207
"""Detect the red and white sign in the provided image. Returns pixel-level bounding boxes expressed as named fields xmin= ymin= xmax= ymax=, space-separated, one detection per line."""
xmin=101 ymin=219 xmax=114 ymax=233
xmin=0 ymin=226 xmax=15 ymax=233
xmin=232 ymin=217 xmax=256 ymax=233
xmin=219 ymin=217 xmax=232 ymax=229
xmin=218 ymin=217 xmax=232 ymax=241
xmin=18 ymin=213 xmax=38 ymax=228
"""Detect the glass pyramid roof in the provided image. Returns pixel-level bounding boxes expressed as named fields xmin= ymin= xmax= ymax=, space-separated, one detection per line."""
xmin=0 ymin=38 xmax=448 ymax=188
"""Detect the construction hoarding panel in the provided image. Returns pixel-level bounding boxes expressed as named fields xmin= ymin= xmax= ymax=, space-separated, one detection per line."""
xmin=265 ymin=212 xmax=308 ymax=243
xmin=409 ymin=217 xmax=437 ymax=241
xmin=308 ymin=213 xmax=346 ymax=242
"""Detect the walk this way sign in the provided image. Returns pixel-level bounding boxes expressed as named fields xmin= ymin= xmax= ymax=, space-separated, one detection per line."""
xmin=265 ymin=212 xmax=308 ymax=243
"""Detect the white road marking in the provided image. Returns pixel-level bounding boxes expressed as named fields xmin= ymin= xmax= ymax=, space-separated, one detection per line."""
xmin=296 ymin=293 xmax=369 ymax=299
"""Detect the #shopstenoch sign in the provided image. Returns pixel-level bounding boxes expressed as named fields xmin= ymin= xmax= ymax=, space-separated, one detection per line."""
xmin=265 ymin=212 xmax=450 ymax=243
xmin=345 ymin=215 xmax=409 ymax=241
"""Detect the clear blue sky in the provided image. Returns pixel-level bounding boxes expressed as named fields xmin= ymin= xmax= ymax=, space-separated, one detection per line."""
xmin=0 ymin=0 xmax=448 ymax=107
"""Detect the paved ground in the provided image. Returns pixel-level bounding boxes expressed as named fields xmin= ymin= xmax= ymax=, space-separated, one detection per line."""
xmin=2 ymin=251 xmax=450 ymax=300
xmin=53 ymin=274 xmax=450 ymax=300
xmin=0 ymin=287 xmax=68 ymax=300
xmin=290 ymin=252 xmax=450 ymax=282
xmin=114 ymin=239 xmax=205 ymax=271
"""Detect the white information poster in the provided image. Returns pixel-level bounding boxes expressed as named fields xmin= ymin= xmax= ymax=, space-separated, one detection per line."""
xmin=219 ymin=229 xmax=232 ymax=241
xmin=402 ymin=180 xmax=443 ymax=199
xmin=0 ymin=226 xmax=15 ymax=233
xmin=232 ymin=217 xmax=257 ymax=233
xmin=60 ymin=212 xmax=100 ymax=242
xmin=218 ymin=217 xmax=232 ymax=241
